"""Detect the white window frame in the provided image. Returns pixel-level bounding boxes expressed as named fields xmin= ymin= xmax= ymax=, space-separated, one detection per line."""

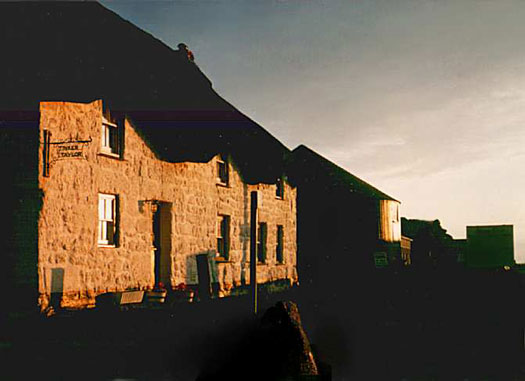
xmin=217 ymin=157 xmax=229 ymax=186
xmin=101 ymin=116 xmax=120 ymax=157
xmin=98 ymin=193 xmax=117 ymax=246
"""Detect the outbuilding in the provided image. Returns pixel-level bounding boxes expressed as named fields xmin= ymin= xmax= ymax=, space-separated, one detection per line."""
xmin=286 ymin=145 xmax=402 ymax=289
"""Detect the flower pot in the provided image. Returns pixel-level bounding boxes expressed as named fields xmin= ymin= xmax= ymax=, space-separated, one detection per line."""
xmin=146 ymin=289 xmax=167 ymax=304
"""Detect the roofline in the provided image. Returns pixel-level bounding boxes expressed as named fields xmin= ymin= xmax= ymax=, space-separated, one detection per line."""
xmin=292 ymin=144 xmax=400 ymax=202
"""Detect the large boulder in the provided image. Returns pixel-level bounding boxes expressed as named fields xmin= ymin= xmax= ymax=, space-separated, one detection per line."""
xmin=196 ymin=300 xmax=320 ymax=380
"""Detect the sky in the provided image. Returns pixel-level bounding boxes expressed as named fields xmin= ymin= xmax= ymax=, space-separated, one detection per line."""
xmin=101 ymin=0 xmax=525 ymax=263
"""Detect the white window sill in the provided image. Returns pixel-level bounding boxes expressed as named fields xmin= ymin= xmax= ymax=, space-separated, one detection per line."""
xmin=216 ymin=182 xmax=230 ymax=188
xmin=99 ymin=150 xmax=120 ymax=159
xmin=98 ymin=243 xmax=116 ymax=248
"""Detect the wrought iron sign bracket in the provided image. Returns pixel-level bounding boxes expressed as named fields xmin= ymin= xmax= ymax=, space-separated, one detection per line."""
xmin=41 ymin=130 xmax=92 ymax=177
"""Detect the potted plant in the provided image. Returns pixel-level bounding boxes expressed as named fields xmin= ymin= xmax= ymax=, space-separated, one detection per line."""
xmin=171 ymin=282 xmax=195 ymax=304
xmin=146 ymin=282 xmax=167 ymax=304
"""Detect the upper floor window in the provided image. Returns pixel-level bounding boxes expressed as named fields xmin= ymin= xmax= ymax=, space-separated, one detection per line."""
xmin=101 ymin=116 xmax=120 ymax=157
xmin=257 ymin=222 xmax=267 ymax=263
xmin=217 ymin=156 xmax=229 ymax=186
xmin=392 ymin=203 xmax=400 ymax=223
xmin=98 ymin=193 xmax=118 ymax=246
xmin=276 ymin=177 xmax=284 ymax=199
xmin=276 ymin=225 xmax=284 ymax=264
xmin=217 ymin=215 xmax=230 ymax=259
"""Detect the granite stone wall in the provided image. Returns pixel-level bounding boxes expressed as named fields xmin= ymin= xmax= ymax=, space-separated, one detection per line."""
xmin=37 ymin=100 xmax=297 ymax=310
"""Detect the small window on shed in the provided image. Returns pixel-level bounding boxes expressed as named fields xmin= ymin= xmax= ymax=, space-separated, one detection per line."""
xmin=217 ymin=156 xmax=229 ymax=186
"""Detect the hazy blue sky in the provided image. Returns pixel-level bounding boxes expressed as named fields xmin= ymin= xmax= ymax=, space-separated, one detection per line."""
xmin=102 ymin=0 xmax=525 ymax=262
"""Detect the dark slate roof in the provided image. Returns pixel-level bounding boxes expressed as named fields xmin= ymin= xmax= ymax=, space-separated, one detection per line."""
xmin=118 ymin=110 xmax=290 ymax=184
xmin=287 ymin=145 xmax=398 ymax=202
xmin=0 ymin=2 xmax=290 ymax=184
xmin=0 ymin=2 xmax=221 ymax=111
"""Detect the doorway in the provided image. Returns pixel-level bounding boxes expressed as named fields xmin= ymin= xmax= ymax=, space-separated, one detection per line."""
xmin=152 ymin=201 xmax=172 ymax=287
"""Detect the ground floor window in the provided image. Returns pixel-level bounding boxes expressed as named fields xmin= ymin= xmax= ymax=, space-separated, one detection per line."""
xmin=257 ymin=222 xmax=267 ymax=263
xmin=217 ymin=215 xmax=230 ymax=259
xmin=98 ymin=193 xmax=118 ymax=246
xmin=276 ymin=225 xmax=284 ymax=263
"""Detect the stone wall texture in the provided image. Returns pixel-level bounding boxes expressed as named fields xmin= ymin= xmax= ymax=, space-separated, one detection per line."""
xmin=37 ymin=100 xmax=297 ymax=310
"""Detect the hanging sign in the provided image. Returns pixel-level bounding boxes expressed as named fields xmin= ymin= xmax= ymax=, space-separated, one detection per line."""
xmin=42 ymin=131 xmax=92 ymax=176
xmin=50 ymin=136 xmax=91 ymax=162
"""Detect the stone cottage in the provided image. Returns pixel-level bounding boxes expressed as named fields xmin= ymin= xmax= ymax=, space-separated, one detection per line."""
xmin=4 ymin=99 xmax=297 ymax=311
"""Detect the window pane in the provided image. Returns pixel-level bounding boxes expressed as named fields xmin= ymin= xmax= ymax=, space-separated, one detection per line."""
xmin=99 ymin=194 xmax=117 ymax=245
xmin=258 ymin=223 xmax=267 ymax=262
xmin=105 ymin=197 xmax=114 ymax=221
xmin=216 ymin=215 xmax=230 ymax=259
xmin=109 ymin=126 xmax=118 ymax=153
xmin=277 ymin=225 xmax=284 ymax=263
xmin=107 ymin=221 xmax=114 ymax=244
xmin=217 ymin=216 xmax=223 ymax=237
xmin=100 ymin=220 xmax=107 ymax=243
xmin=276 ymin=178 xmax=284 ymax=198
xmin=217 ymin=159 xmax=228 ymax=184
xmin=217 ymin=237 xmax=223 ymax=256
xmin=101 ymin=125 xmax=106 ymax=147
xmin=99 ymin=196 xmax=105 ymax=219
xmin=224 ymin=216 xmax=230 ymax=259
xmin=220 ymin=217 xmax=226 ymax=238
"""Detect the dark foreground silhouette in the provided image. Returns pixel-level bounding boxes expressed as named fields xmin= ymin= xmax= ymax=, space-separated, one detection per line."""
xmin=2 ymin=268 xmax=524 ymax=381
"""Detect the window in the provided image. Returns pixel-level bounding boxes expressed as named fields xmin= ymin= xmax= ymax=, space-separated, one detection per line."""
xmin=216 ymin=215 xmax=230 ymax=259
xmin=392 ymin=204 xmax=399 ymax=223
xmin=257 ymin=222 xmax=267 ymax=263
xmin=217 ymin=157 xmax=229 ymax=186
xmin=276 ymin=225 xmax=284 ymax=264
xmin=101 ymin=116 xmax=120 ymax=156
xmin=276 ymin=177 xmax=284 ymax=199
xmin=98 ymin=193 xmax=118 ymax=246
